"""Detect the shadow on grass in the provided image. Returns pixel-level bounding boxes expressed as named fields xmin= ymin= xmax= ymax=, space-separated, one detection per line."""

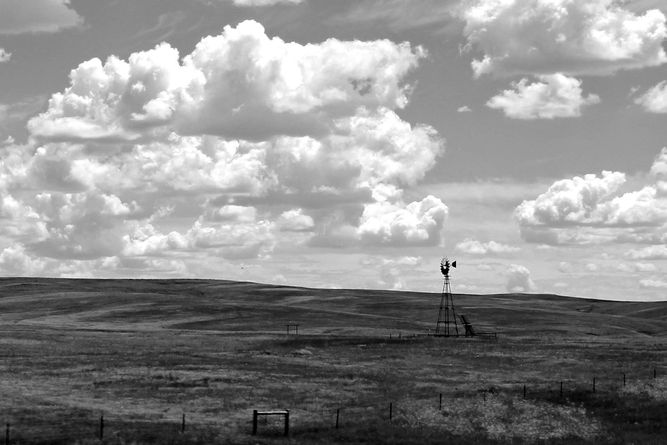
xmin=529 ymin=386 xmax=667 ymax=445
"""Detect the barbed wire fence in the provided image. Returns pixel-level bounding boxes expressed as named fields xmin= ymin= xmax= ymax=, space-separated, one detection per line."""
xmin=2 ymin=367 xmax=663 ymax=443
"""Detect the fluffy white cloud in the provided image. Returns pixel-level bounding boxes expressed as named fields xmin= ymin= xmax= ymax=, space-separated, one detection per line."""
xmin=28 ymin=20 xmax=424 ymax=142
xmin=516 ymin=171 xmax=627 ymax=226
xmin=639 ymin=278 xmax=667 ymax=288
xmin=456 ymin=238 xmax=519 ymax=255
xmin=122 ymin=215 xmax=275 ymax=260
xmin=277 ymin=208 xmax=314 ymax=232
xmin=206 ymin=205 xmax=257 ymax=223
xmin=627 ymin=245 xmax=667 ymax=260
xmin=635 ymin=81 xmax=667 ymax=113
xmin=0 ymin=48 xmax=10 ymax=63
xmin=186 ymin=219 xmax=275 ymax=259
xmin=0 ymin=20 xmax=446 ymax=282
xmin=460 ymin=0 xmax=667 ymax=77
xmin=0 ymin=0 xmax=82 ymax=34
xmin=231 ymin=0 xmax=303 ymax=5
xmin=121 ymin=223 xmax=188 ymax=257
xmin=29 ymin=191 xmax=138 ymax=259
xmin=635 ymin=262 xmax=658 ymax=272
xmin=506 ymin=264 xmax=535 ymax=293
xmin=516 ymin=174 xmax=665 ymax=228
xmin=487 ymin=74 xmax=600 ymax=119
xmin=0 ymin=245 xmax=46 ymax=275
xmin=516 ymin=149 xmax=667 ymax=245
xmin=357 ymin=195 xmax=448 ymax=246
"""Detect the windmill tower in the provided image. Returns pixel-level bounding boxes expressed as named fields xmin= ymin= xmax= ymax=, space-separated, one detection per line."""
xmin=435 ymin=258 xmax=459 ymax=336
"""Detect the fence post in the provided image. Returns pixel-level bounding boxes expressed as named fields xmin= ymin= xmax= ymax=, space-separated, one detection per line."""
xmin=252 ymin=410 xmax=258 ymax=435
xmin=389 ymin=402 xmax=393 ymax=422
xmin=335 ymin=408 xmax=340 ymax=429
xmin=181 ymin=413 xmax=185 ymax=433
xmin=5 ymin=422 xmax=9 ymax=445
xmin=654 ymin=368 xmax=657 ymax=379
xmin=284 ymin=410 xmax=289 ymax=437
xmin=593 ymin=377 xmax=596 ymax=393
xmin=560 ymin=381 xmax=563 ymax=399
xmin=523 ymin=384 xmax=526 ymax=399
xmin=439 ymin=393 xmax=442 ymax=410
xmin=99 ymin=415 xmax=104 ymax=440
xmin=623 ymin=373 xmax=626 ymax=387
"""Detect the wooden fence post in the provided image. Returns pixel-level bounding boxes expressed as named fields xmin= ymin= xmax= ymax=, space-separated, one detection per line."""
xmin=181 ymin=413 xmax=185 ymax=433
xmin=284 ymin=410 xmax=289 ymax=436
xmin=389 ymin=402 xmax=393 ymax=422
xmin=623 ymin=373 xmax=626 ymax=387
xmin=523 ymin=384 xmax=526 ymax=399
xmin=252 ymin=410 xmax=258 ymax=435
xmin=335 ymin=408 xmax=340 ymax=429
xmin=654 ymin=368 xmax=657 ymax=379
xmin=5 ymin=422 xmax=9 ymax=445
xmin=593 ymin=377 xmax=596 ymax=393
xmin=439 ymin=393 xmax=442 ymax=410
xmin=560 ymin=381 xmax=563 ymax=399
xmin=99 ymin=415 xmax=104 ymax=440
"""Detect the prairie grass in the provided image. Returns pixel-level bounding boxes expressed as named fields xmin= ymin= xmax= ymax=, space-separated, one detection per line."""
xmin=0 ymin=278 xmax=665 ymax=443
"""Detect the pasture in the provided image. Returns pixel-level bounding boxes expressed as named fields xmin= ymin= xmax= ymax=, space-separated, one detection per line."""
xmin=0 ymin=278 xmax=665 ymax=444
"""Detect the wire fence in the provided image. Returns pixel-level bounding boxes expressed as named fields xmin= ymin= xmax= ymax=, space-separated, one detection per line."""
xmin=2 ymin=367 xmax=663 ymax=443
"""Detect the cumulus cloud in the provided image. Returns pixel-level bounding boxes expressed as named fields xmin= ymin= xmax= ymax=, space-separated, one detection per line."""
xmin=277 ymin=208 xmax=314 ymax=232
xmin=206 ymin=205 xmax=257 ymax=223
xmin=122 ymin=224 xmax=188 ymax=257
xmin=639 ymin=278 xmax=667 ymax=289
xmin=460 ymin=0 xmax=667 ymax=77
xmin=122 ymin=215 xmax=275 ymax=260
xmin=29 ymin=191 xmax=138 ymax=259
xmin=0 ymin=48 xmax=10 ymax=63
xmin=516 ymin=151 xmax=667 ymax=245
xmin=627 ymin=245 xmax=667 ymax=260
xmin=487 ymin=74 xmax=600 ymax=119
xmin=0 ymin=245 xmax=46 ymax=276
xmin=357 ymin=195 xmax=448 ymax=246
xmin=0 ymin=20 xmax=447 ymax=279
xmin=635 ymin=81 xmax=667 ymax=113
xmin=457 ymin=105 xmax=472 ymax=113
xmin=0 ymin=0 xmax=83 ymax=34
xmin=515 ymin=156 xmax=667 ymax=243
xmin=28 ymin=20 xmax=424 ymax=142
xmin=506 ymin=264 xmax=535 ymax=293
xmin=456 ymin=238 xmax=519 ymax=255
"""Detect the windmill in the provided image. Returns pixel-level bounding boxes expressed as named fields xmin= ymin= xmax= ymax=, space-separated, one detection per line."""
xmin=435 ymin=258 xmax=459 ymax=336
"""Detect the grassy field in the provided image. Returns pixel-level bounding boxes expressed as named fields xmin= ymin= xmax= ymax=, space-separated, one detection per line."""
xmin=0 ymin=277 xmax=665 ymax=444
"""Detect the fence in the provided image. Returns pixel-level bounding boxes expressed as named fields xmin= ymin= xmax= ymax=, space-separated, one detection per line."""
xmin=2 ymin=367 xmax=662 ymax=443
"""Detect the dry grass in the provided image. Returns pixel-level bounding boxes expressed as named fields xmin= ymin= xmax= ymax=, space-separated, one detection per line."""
xmin=0 ymin=278 xmax=664 ymax=444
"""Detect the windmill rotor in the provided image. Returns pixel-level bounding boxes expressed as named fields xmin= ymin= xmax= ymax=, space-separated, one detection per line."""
xmin=440 ymin=257 xmax=456 ymax=277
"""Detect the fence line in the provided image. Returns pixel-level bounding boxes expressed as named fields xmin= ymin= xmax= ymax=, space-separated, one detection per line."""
xmin=1 ymin=367 xmax=662 ymax=442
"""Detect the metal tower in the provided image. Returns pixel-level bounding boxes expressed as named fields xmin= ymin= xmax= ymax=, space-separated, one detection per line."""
xmin=435 ymin=258 xmax=459 ymax=336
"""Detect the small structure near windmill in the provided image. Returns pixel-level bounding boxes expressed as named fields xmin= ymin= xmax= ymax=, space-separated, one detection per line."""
xmin=434 ymin=258 xmax=459 ymax=336
xmin=460 ymin=314 xmax=498 ymax=340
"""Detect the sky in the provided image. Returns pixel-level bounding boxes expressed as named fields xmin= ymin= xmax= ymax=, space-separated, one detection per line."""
xmin=0 ymin=0 xmax=666 ymax=301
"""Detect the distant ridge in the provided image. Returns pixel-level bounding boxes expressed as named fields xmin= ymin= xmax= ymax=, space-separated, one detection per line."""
xmin=0 ymin=277 xmax=665 ymax=337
